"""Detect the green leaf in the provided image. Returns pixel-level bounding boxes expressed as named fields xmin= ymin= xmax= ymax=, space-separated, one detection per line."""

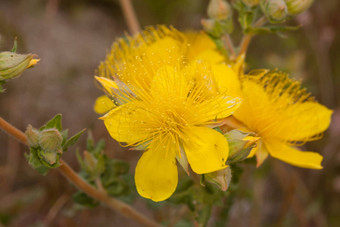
xmin=62 ymin=128 xmax=86 ymax=151
xmin=73 ymin=191 xmax=99 ymax=208
xmin=26 ymin=148 xmax=50 ymax=175
xmin=0 ymin=80 xmax=5 ymax=93
xmin=39 ymin=114 xmax=62 ymax=131
xmin=197 ymin=205 xmax=212 ymax=227
xmin=10 ymin=38 xmax=17 ymax=53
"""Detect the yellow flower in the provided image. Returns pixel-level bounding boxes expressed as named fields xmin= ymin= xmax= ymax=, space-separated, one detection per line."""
xmin=231 ymin=70 xmax=332 ymax=169
xmin=96 ymin=26 xmax=242 ymax=201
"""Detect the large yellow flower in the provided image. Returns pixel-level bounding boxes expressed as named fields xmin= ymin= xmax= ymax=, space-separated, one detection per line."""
xmin=228 ymin=70 xmax=333 ymax=169
xmin=96 ymin=26 xmax=242 ymax=201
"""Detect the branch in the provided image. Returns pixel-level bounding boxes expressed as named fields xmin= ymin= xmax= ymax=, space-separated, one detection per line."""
xmin=0 ymin=117 xmax=161 ymax=227
xmin=119 ymin=0 xmax=141 ymax=35
xmin=238 ymin=16 xmax=267 ymax=57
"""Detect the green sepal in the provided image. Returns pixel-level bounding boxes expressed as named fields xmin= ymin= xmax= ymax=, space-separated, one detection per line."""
xmin=39 ymin=114 xmax=62 ymax=131
xmin=26 ymin=148 xmax=50 ymax=175
xmin=62 ymin=128 xmax=86 ymax=152
xmin=26 ymin=147 xmax=61 ymax=175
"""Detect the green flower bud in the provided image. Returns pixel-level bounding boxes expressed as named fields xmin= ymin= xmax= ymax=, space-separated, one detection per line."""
xmin=224 ymin=130 xmax=260 ymax=164
xmin=0 ymin=51 xmax=39 ymax=80
xmin=207 ymin=0 xmax=232 ymax=20
xmin=25 ymin=124 xmax=40 ymax=147
xmin=83 ymin=151 xmax=97 ymax=173
xmin=261 ymin=0 xmax=288 ymax=23
xmin=38 ymin=128 xmax=63 ymax=153
xmin=42 ymin=150 xmax=58 ymax=165
xmin=285 ymin=0 xmax=314 ymax=15
xmin=242 ymin=0 xmax=260 ymax=7
xmin=204 ymin=167 xmax=232 ymax=191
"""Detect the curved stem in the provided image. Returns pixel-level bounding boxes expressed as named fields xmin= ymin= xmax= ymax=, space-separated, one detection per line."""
xmin=119 ymin=0 xmax=141 ymax=35
xmin=0 ymin=116 xmax=160 ymax=227
xmin=238 ymin=16 xmax=267 ymax=57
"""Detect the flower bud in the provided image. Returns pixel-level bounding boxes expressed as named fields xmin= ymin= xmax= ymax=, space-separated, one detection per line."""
xmin=83 ymin=151 xmax=97 ymax=173
xmin=25 ymin=124 xmax=40 ymax=147
xmin=207 ymin=0 xmax=232 ymax=20
xmin=261 ymin=0 xmax=288 ymax=23
xmin=204 ymin=167 xmax=232 ymax=191
xmin=38 ymin=128 xmax=63 ymax=153
xmin=0 ymin=51 xmax=39 ymax=80
xmin=285 ymin=0 xmax=314 ymax=15
xmin=242 ymin=0 xmax=260 ymax=7
xmin=42 ymin=150 xmax=58 ymax=165
xmin=224 ymin=130 xmax=260 ymax=164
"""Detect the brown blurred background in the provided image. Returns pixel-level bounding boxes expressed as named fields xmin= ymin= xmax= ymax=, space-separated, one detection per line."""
xmin=0 ymin=0 xmax=339 ymax=226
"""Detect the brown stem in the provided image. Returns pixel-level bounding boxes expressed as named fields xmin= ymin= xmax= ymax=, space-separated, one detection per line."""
xmin=238 ymin=16 xmax=267 ymax=57
xmin=223 ymin=34 xmax=236 ymax=60
xmin=119 ymin=0 xmax=141 ymax=35
xmin=0 ymin=117 xmax=160 ymax=227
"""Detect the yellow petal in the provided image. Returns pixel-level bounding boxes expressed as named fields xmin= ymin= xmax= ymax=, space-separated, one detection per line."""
xmin=212 ymin=64 xmax=242 ymax=96
xmin=264 ymin=139 xmax=323 ymax=169
xmin=135 ymin=142 xmax=178 ymax=202
xmin=182 ymin=127 xmax=229 ymax=174
xmin=101 ymin=103 xmax=149 ymax=145
xmin=196 ymin=95 xmax=242 ymax=123
xmin=185 ymin=31 xmax=218 ymax=62
xmin=27 ymin=58 xmax=40 ymax=68
xmin=268 ymin=102 xmax=333 ymax=142
xmin=94 ymin=95 xmax=115 ymax=114
xmin=255 ymin=141 xmax=268 ymax=167
xmin=95 ymin=76 xmax=118 ymax=95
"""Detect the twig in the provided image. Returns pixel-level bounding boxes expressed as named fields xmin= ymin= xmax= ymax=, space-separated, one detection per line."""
xmin=0 ymin=116 xmax=161 ymax=227
xmin=223 ymin=34 xmax=236 ymax=60
xmin=118 ymin=0 xmax=141 ymax=35
xmin=44 ymin=194 xmax=70 ymax=226
xmin=238 ymin=16 xmax=266 ymax=57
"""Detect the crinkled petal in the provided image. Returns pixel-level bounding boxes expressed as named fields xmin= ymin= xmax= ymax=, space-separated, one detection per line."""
xmin=101 ymin=103 xmax=149 ymax=145
xmin=182 ymin=126 xmax=229 ymax=174
xmin=264 ymin=139 xmax=323 ymax=169
xmin=135 ymin=142 xmax=178 ymax=202
xmin=94 ymin=95 xmax=115 ymax=114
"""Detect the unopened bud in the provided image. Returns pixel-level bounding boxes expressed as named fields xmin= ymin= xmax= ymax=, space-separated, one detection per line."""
xmin=83 ymin=151 xmax=97 ymax=172
xmin=207 ymin=0 xmax=232 ymax=20
xmin=204 ymin=167 xmax=232 ymax=191
xmin=242 ymin=0 xmax=260 ymax=7
xmin=285 ymin=0 xmax=314 ymax=15
xmin=261 ymin=0 xmax=288 ymax=23
xmin=25 ymin=124 xmax=40 ymax=147
xmin=43 ymin=150 xmax=58 ymax=165
xmin=0 ymin=51 xmax=39 ymax=80
xmin=38 ymin=128 xmax=63 ymax=153
xmin=224 ymin=130 xmax=260 ymax=164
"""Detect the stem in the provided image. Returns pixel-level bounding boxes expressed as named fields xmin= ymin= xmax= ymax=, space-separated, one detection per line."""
xmin=119 ymin=0 xmax=141 ymax=35
xmin=223 ymin=34 xmax=236 ymax=60
xmin=238 ymin=16 xmax=267 ymax=57
xmin=0 ymin=117 xmax=160 ymax=227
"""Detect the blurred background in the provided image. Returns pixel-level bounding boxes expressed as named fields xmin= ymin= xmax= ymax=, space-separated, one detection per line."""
xmin=0 ymin=0 xmax=339 ymax=226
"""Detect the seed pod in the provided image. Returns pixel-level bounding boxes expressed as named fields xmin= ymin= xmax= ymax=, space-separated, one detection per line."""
xmin=261 ymin=0 xmax=288 ymax=23
xmin=0 ymin=51 xmax=39 ymax=80
xmin=285 ymin=0 xmax=314 ymax=15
